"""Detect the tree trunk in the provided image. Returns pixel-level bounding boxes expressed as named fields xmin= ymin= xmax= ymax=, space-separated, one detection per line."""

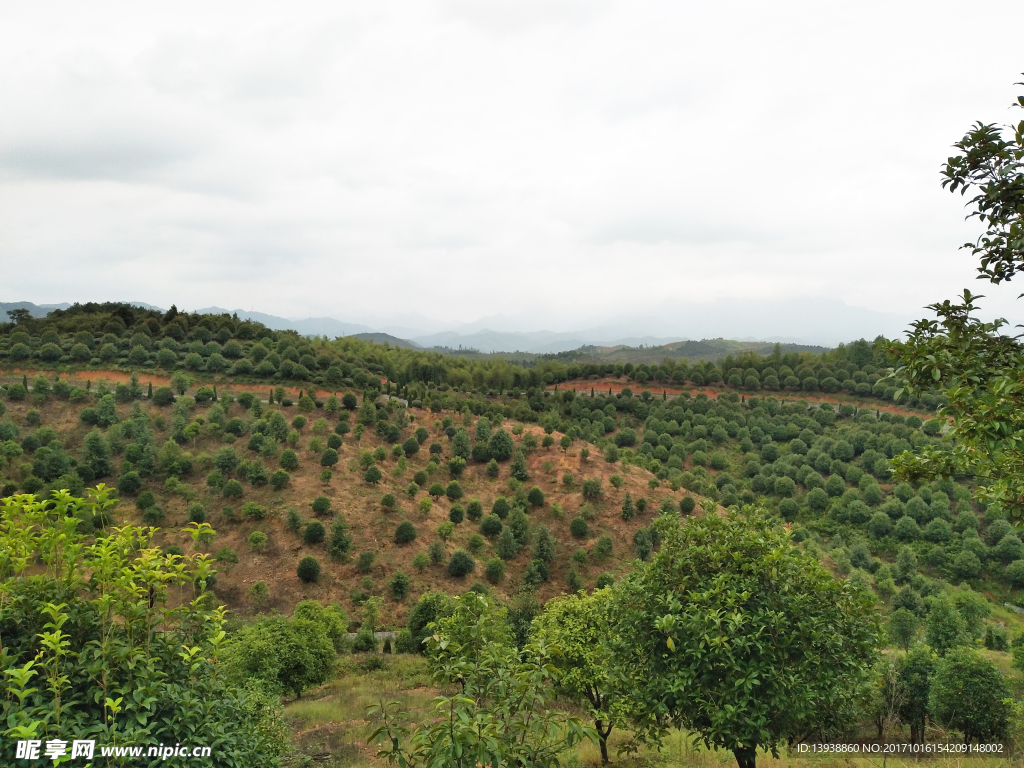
xmin=734 ymin=746 xmax=757 ymax=768
xmin=595 ymin=719 xmax=611 ymax=764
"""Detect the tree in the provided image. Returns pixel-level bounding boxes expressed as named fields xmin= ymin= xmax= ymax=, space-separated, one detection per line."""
xmin=890 ymin=83 xmax=1024 ymax=518
xmin=364 ymin=466 xmax=383 ymax=484
xmin=297 ymin=555 xmax=321 ymax=582
xmin=888 ymin=608 xmax=918 ymax=651
xmin=320 ymin=448 xmax=339 ymax=467
xmin=925 ymin=595 xmax=969 ymax=655
xmin=488 ymin=429 xmax=514 ymax=461
xmin=608 ymin=509 xmax=882 ymax=768
xmin=495 ymin=528 xmax=521 ymax=560
xmin=395 ymin=521 xmax=417 ymax=544
xmin=621 ymin=492 xmax=635 ymax=520
xmin=929 ymin=647 xmax=1010 ymax=745
xmin=532 ymin=589 xmax=624 ymax=763
xmin=389 ymin=571 xmax=411 ymax=600
xmin=510 ymin=450 xmax=530 ymax=481
xmin=570 ymin=517 xmax=589 ymax=538
xmin=304 ymin=521 xmax=326 ymax=544
xmin=447 ymin=549 xmax=476 ymax=578
xmin=0 ymin=492 xmax=288 ymax=764
xmin=527 ymin=486 xmax=545 ymax=507
xmin=370 ymin=593 xmax=594 ymax=768
xmin=485 ymin=557 xmax=505 ymax=584
xmin=896 ymin=644 xmax=935 ymax=745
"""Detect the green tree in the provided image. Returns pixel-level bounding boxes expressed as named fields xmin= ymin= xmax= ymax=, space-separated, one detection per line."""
xmin=608 ymin=509 xmax=881 ymax=768
xmin=370 ymin=593 xmax=593 ymax=768
xmin=488 ymin=429 xmax=514 ymax=461
xmin=929 ymin=647 xmax=1010 ymax=745
xmin=532 ymin=588 xmax=624 ymax=763
xmin=0 ymin=492 xmax=287 ymax=765
xmin=888 ymin=609 xmax=918 ymax=651
xmin=891 ymin=83 xmax=1024 ymax=518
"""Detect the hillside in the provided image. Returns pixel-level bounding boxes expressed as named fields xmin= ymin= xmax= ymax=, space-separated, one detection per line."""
xmin=0 ymin=376 xmax=699 ymax=627
xmin=1 ymin=302 xmax=1018 ymax=638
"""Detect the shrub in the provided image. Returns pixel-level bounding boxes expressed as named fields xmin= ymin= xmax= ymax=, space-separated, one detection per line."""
xmin=248 ymin=531 xmax=267 ymax=553
xmin=491 ymin=496 xmax=510 ymax=519
xmin=413 ymin=551 xmax=429 ymax=571
xmin=297 ymin=556 xmax=321 ymax=582
xmin=188 ymin=502 xmax=206 ymax=524
xmin=485 ymin=557 xmax=505 ymax=584
xmin=581 ymin=478 xmax=603 ymax=500
xmin=570 ymin=517 xmax=590 ymax=538
xmin=527 ymin=486 xmax=545 ymax=507
xmin=280 ymin=449 xmax=299 ymax=471
xmin=449 ymin=504 xmax=464 ymax=524
xmin=364 ymin=466 xmax=383 ymax=484
xmin=467 ymin=533 xmax=485 ymax=554
xmin=304 ymin=521 xmax=326 ymax=544
xmin=481 ymin=514 xmax=503 ymax=537
xmin=428 ymin=482 xmax=446 ymax=498
xmin=222 ymin=479 xmax=243 ymax=498
xmin=152 ymin=386 xmax=175 ymax=406
xmin=328 ymin=521 xmax=352 ymax=560
xmin=437 ymin=521 xmax=455 ymax=541
xmin=118 ymin=471 xmax=142 ymax=496
xmin=447 ymin=549 xmax=476 ymax=578
xmin=680 ymin=495 xmax=696 ymax=514
xmin=357 ymin=550 xmax=376 ymax=573
xmin=446 ymin=481 xmax=463 ymax=501
xmin=242 ymin=502 xmax=266 ymax=521
xmin=381 ymin=493 xmax=397 ymax=510
xmin=418 ymin=497 xmax=433 ymax=514
xmin=429 ymin=541 xmax=445 ymax=564
xmin=594 ymin=535 xmax=613 ymax=561
xmin=215 ymin=547 xmax=239 ymax=565
xmin=389 ymin=571 xmax=411 ymax=600
xmin=270 ymin=469 xmax=290 ymax=491
xmin=320 ymin=448 xmax=339 ymax=467
xmin=466 ymin=499 xmax=483 ymax=520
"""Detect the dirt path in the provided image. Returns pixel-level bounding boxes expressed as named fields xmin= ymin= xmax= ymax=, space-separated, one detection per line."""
xmin=1 ymin=368 xmax=341 ymax=400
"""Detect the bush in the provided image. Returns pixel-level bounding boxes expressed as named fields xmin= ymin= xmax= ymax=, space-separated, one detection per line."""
xmin=485 ymin=557 xmax=506 ymax=584
xmin=466 ymin=499 xmax=483 ymax=520
xmin=320 ymin=448 xmax=339 ymax=467
xmin=297 ymin=556 xmax=321 ymax=582
xmin=152 ymin=386 xmax=175 ymax=406
xmin=222 ymin=479 xmax=243 ymax=498
xmin=467 ymin=533 xmax=485 ymax=554
xmin=364 ymin=466 xmax=383 ymax=484
xmin=304 ymin=521 xmax=326 ymax=544
xmin=188 ymin=502 xmax=207 ymax=524
xmin=394 ymin=521 xmax=417 ymax=545
xmin=352 ymin=627 xmax=376 ymax=653
xmin=527 ymin=486 xmax=545 ymax=507
xmin=570 ymin=517 xmax=590 ymax=538
xmin=248 ymin=531 xmax=267 ymax=553
xmin=448 ymin=504 xmax=464 ymax=524
xmin=357 ymin=550 xmax=376 ymax=573
xmin=447 ymin=549 xmax=476 ymax=578
xmin=431 ymin=539 xmax=448 ymax=564
xmin=389 ymin=571 xmax=411 ymax=600
xmin=581 ymin=478 xmax=603 ymax=500
xmin=481 ymin=514 xmax=503 ymax=537
xmin=446 ymin=481 xmax=463 ymax=501
xmin=242 ymin=502 xmax=266 ymax=521
xmin=118 ymin=471 xmax=142 ymax=495
xmin=680 ymin=495 xmax=696 ymax=514
xmin=492 ymin=496 xmax=511 ymax=519
xmin=381 ymin=493 xmax=397 ymax=511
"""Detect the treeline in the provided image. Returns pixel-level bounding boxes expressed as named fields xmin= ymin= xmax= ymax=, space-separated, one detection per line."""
xmin=1 ymin=303 xmax=933 ymax=409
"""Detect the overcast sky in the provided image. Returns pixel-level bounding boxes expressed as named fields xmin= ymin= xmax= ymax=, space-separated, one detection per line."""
xmin=2 ymin=1 xmax=1024 ymax=333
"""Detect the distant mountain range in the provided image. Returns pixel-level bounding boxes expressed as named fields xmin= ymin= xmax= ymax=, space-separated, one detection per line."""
xmin=2 ymin=297 xmax=916 ymax=353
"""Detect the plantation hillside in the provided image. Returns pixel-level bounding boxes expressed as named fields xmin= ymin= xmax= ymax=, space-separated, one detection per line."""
xmin=0 ymin=302 xmax=1020 ymax=637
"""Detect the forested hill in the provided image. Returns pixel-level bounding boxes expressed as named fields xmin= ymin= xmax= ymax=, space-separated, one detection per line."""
xmin=1 ymin=302 xmax=935 ymax=411
xmin=547 ymin=338 xmax=830 ymax=365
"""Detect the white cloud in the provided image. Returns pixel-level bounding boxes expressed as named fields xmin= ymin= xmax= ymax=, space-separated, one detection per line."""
xmin=2 ymin=0 xmax=1024 ymax=333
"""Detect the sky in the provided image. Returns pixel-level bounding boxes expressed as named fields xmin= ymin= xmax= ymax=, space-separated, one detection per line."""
xmin=2 ymin=0 xmax=1024 ymax=336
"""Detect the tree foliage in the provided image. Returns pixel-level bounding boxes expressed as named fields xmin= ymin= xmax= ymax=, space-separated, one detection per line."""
xmin=608 ymin=509 xmax=881 ymax=768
